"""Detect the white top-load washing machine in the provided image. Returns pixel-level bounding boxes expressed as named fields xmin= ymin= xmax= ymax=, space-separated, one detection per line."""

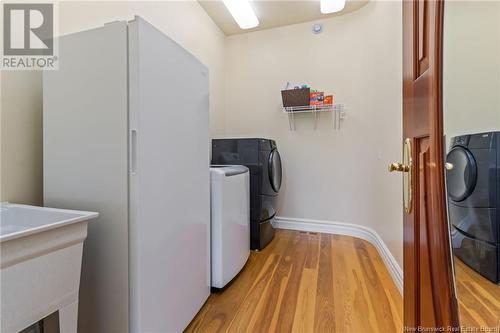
xmin=210 ymin=165 xmax=250 ymax=288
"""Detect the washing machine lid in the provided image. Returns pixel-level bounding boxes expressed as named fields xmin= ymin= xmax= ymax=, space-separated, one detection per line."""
xmin=446 ymin=146 xmax=477 ymax=202
xmin=210 ymin=165 xmax=249 ymax=176
xmin=268 ymin=149 xmax=282 ymax=193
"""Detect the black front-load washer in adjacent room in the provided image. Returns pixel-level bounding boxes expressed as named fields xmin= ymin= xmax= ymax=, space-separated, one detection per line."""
xmin=446 ymin=132 xmax=500 ymax=284
xmin=212 ymin=138 xmax=282 ymax=250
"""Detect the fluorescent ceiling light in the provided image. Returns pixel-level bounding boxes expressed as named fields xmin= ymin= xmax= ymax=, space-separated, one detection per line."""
xmin=320 ymin=0 xmax=346 ymax=14
xmin=223 ymin=0 xmax=259 ymax=30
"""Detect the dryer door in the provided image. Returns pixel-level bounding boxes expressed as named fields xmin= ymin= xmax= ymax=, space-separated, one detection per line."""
xmin=446 ymin=146 xmax=477 ymax=202
xmin=268 ymin=149 xmax=282 ymax=193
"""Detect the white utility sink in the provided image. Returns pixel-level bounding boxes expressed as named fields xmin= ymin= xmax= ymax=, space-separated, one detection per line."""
xmin=0 ymin=203 xmax=98 ymax=333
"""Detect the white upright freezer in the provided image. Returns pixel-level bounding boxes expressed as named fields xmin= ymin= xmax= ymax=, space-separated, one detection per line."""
xmin=43 ymin=16 xmax=210 ymax=333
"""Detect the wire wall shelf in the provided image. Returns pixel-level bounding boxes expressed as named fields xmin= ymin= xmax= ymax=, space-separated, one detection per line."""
xmin=283 ymin=104 xmax=345 ymax=131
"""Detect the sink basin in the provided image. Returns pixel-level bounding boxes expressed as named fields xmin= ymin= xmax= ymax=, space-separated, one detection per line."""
xmin=0 ymin=203 xmax=97 ymax=241
xmin=0 ymin=203 xmax=98 ymax=333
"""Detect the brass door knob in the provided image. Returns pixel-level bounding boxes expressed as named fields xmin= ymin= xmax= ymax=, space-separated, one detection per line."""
xmin=389 ymin=138 xmax=413 ymax=213
xmin=388 ymin=162 xmax=410 ymax=173
xmin=445 ymin=162 xmax=454 ymax=170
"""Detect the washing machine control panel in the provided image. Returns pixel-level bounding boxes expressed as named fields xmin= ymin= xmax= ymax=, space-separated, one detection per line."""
xmin=451 ymin=135 xmax=469 ymax=147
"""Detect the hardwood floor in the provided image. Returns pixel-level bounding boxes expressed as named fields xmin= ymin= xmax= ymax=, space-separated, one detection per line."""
xmin=454 ymin=258 xmax=500 ymax=329
xmin=185 ymin=229 xmax=403 ymax=333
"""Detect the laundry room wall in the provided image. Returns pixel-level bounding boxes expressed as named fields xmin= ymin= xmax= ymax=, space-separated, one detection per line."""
xmin=0 ymin=1 xmax=226 ymax=205
xmin=224 ymin=1 xmax=404 ymax=266
xmin=0 ymin=70 xmax=44 ymax=206
xmin=443 ymin=0 xmax=500 ymax=147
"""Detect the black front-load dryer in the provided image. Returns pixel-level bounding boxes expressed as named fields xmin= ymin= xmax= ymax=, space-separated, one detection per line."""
xmin=446 ymin=132 xmax=500 ymax=284
xmin=212 ymin=138 xmax=282 ymax=250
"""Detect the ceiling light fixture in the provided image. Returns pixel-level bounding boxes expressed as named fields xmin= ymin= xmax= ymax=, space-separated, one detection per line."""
xmin=320 ymin=0 xmax=346 ymax=14
xmin=222 ymin=0 xmax=259 ymax=30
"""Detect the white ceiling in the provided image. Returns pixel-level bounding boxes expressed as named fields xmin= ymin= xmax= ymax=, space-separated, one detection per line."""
xmin=198 ymin=0 xmax=369 ymax=36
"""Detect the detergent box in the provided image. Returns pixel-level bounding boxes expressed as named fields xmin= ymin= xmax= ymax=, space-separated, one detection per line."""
xmin=310 ymin=92 xmax=324 ymax=106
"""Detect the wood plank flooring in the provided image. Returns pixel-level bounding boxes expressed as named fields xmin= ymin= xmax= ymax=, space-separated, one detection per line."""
xmin=185 ymin=229 xmax=403 ymax=333
xmin=454 ymin=258 xmax=500 ymax=329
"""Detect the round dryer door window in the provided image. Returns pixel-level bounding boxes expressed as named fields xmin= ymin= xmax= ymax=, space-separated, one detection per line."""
xmin=446 ymin=146 xmax=477 ymax=202
xmin=269 ymin=149 xmax=282 ymax=193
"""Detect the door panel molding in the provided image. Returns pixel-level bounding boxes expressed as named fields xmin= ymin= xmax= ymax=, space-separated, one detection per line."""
xmin=414 ymin=0 xmax=430 ymax=78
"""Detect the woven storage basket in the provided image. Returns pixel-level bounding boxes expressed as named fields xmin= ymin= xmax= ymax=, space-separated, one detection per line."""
xmin=281 ymin=88 xmax=310 ymax=108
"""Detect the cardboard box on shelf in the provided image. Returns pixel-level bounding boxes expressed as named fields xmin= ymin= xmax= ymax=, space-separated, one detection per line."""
xmin=324 ymin=95 xmax=334 ymax=105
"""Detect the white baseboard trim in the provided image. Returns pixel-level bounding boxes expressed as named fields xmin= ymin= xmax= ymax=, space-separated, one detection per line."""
xmin=273 ymin=216 xmax=403 ymax=294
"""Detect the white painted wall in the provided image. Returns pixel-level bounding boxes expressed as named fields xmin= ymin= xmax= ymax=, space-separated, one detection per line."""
xmin=224 ymin=1 xmax=403 ymax=266
xmin=0 ymin=1 xmax=226 ymax=204
xmin=1 ymin=71 xmax=44 ymax=205
xmin=443 ymin=1 xmax=500 ymax=145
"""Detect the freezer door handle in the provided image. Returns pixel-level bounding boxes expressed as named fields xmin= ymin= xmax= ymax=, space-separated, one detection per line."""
xmin=130 ymin=129 xmax=138 ymax=174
